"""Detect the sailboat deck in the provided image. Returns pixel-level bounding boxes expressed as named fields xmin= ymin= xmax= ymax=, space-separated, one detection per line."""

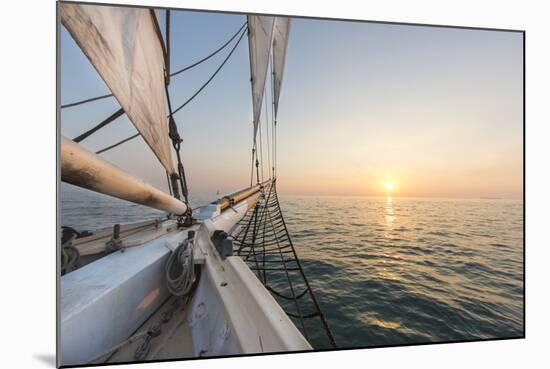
xmin=107 ymin=296 xmax=194 ymax=363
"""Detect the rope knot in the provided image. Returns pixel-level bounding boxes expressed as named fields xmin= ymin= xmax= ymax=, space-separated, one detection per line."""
xmin=168 ymin=116 xmax=182 ymax=144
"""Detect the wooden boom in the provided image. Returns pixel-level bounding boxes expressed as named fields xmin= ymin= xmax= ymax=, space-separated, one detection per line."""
xmin=61 ymin=136 xmax=188 ymax=215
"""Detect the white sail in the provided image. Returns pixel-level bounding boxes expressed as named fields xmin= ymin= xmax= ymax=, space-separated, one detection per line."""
xmin=272 ymin=17 xmax=291 ymax=119
xmin=60 ymin=3 xmax=175 ymax=174
xmin=247 ymin=15 xmax=275 ymax=143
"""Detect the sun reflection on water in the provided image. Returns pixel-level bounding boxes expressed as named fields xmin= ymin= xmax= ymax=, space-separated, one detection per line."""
xmin=385 ymin=195 xmax=395 ymax=227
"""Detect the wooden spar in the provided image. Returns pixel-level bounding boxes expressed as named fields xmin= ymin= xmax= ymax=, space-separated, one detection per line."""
xmin=61 ymin=136 xmax=188 ymax=215
xmin=216 ymin=179 xmax=273 ymax=211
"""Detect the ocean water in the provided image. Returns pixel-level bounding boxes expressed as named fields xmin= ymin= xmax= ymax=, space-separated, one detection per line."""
xmin=60 ymin=184 xmax=524 ymax=350
xmin=282 ymin=195 xmax=523 ymax=349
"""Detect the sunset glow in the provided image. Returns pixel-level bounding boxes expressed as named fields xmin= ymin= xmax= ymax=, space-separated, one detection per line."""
xmin=60 ymin=12 xmax=523 ymax=199
xmin=384 ymin=180 xmax=395 ymax=193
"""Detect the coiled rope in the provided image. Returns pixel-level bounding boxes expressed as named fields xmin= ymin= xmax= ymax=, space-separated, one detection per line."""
xmin=61 ymin=243 xmax=80 ymax=275
xmin=61 ymin=226 xmax=81 ymax=275
xmin=85 ymin=230 xmax=199 ymax=364
xmin=165 ymin=231 xmax=196 ymax=297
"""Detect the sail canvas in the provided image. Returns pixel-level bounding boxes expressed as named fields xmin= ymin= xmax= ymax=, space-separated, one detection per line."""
xmin=247 ymin=15 xmax=275 ymax=143
xmin=55 ymin=3 xmax=525 ymax=367
xmin=272 ymin=17 xmax=291 ymax=119
xmin=60 ymin=3 xmax=175 ymax=174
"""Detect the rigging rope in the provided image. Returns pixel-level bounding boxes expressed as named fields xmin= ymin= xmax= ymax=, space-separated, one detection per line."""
xmin=270 ymin=58 xmax=277 ymax=178
xmin=171 ymin=26 xmax=248 ymax=115
xmin=166 ymin=85 xmax=190 ymax=204
xmin=249 ymin=146 xmax=256 ymax=187
xmin=232 ymin=181 xmax=338 ymax=349
xmin=264 ymin=85 xmax=271 ymax=179
xmin=170 ymin=21 xmax=247 ymax=77
xmin=93 ymin=25 xmax=248 ymax=155
xmin=164 ymin=9 xmax=191 ymax=208
xmin=61 ymin=93 xmax=114 ymax=109
xmin=258 ymin=120 xmax=264 ymax=183
xmin=73 ymin=108 xmax=125 ymax=143
xmin=95 ymin=133 xmax=140 ymax=154
xmin=165 ymin=10 xmax=171 ymax=85
xmin=61 ymin=22 xmax=247 ymax=110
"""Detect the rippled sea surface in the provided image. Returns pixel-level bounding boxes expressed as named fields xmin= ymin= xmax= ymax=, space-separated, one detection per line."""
xmin=61 ymin=184 xmax=524 ymax=349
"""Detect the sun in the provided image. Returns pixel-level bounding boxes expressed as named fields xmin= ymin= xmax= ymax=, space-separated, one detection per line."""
xmin=384 ymin=180 xmax=395 ymax=193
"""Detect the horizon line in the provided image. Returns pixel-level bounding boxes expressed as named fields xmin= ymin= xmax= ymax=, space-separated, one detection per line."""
xmin=274 ymin=192 xmax=523 ymax=201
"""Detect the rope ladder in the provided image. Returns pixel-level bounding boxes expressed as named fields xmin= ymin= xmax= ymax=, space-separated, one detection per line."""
xmin=231 ymin=180 xmax=337 ymax=349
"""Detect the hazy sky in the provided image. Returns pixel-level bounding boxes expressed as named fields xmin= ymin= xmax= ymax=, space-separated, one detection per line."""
xmin=60 ymin=7 xmax=523 ymax=199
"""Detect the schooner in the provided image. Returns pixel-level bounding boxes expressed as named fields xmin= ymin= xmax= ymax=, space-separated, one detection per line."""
xmin=58 ymin=2 xmax=335 ymax=366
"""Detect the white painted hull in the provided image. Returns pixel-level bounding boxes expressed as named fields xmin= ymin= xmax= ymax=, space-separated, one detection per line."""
xmin=60 ymin=192 xmax=310 ymax=366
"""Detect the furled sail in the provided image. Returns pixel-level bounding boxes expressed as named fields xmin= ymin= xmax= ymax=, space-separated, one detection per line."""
xmin=60 ymin=3 xmax=175 ymax=174
xmin=247 ymin=15 xmax=275 ymax=143
xmin=272 ymin=17 xmax=291 ymax=119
